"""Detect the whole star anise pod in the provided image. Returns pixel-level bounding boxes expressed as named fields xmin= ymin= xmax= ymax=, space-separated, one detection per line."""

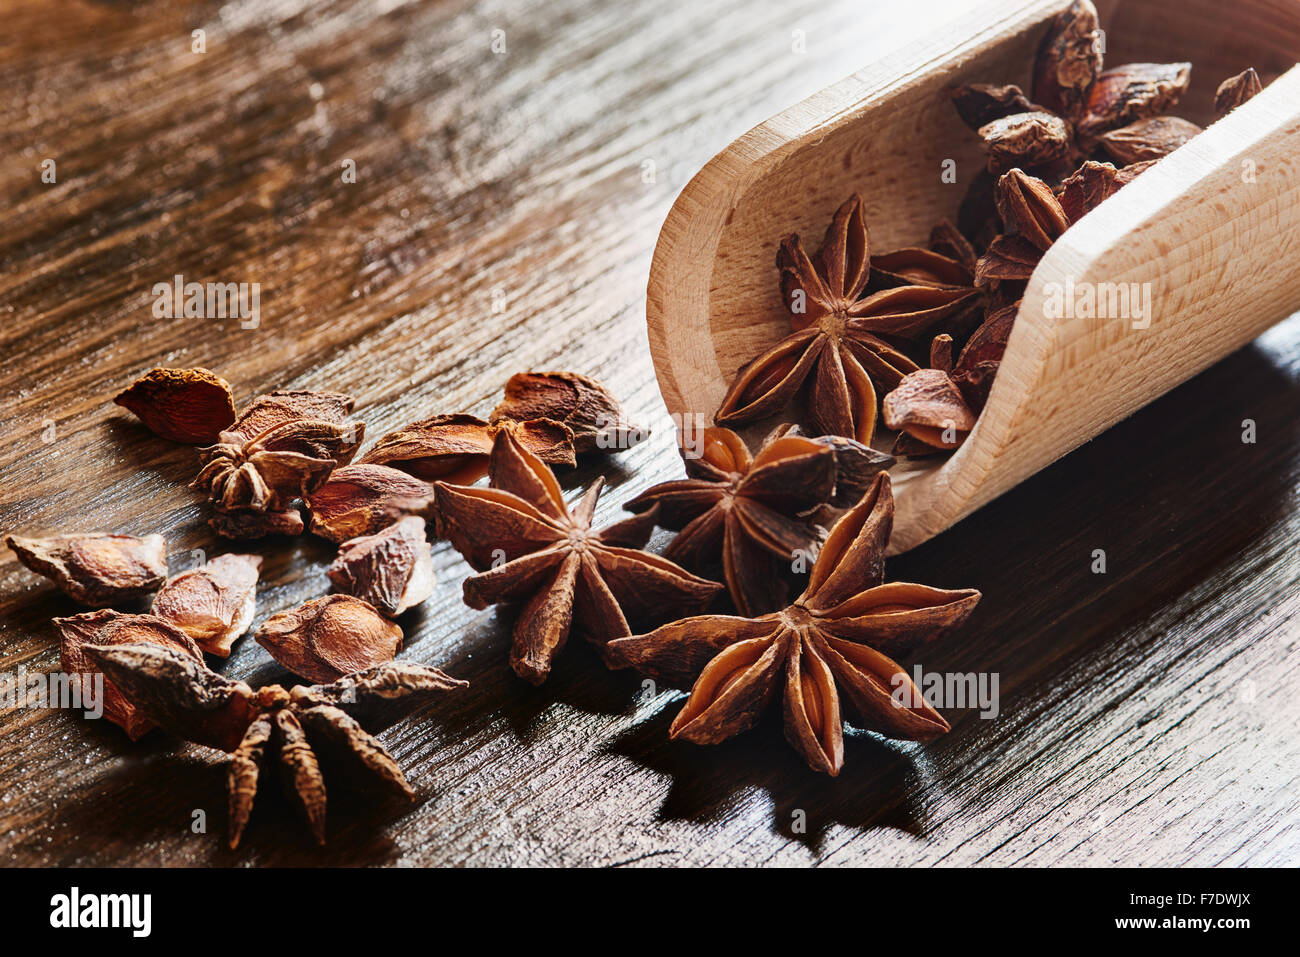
xmin=607 ymin=473 xmax=980 ymax=775
xmin=193 ymin=390 xmax=363 ymax=528
xmin=623 ymin=426 xmax=836 ymax=615
xmin=715 ymin=195 xmax=978 ymax=444
xmin=85 ymin=642 xmax=466 ymax=847
xmin=434 ymin=430 xmax=722 ymax=684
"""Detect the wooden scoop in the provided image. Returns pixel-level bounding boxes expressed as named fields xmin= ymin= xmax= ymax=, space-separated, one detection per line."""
xmin=645 ymin=0 xmax=1300 ymax=551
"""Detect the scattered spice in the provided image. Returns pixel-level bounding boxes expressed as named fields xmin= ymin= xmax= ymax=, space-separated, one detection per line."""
xmin=435 ymin=430 xmax=722 ymax=684
xmin=1214 ymin=68 xmax=1262 ymax=119
xmin=715 ymin=194 xmax=977 ymax=444
xmin=624 ymin=426 xmax=835 ymax=615
xmin=151 ymin=553 xmax=263 ymax=657
xmin=327 ymin=517 xmax=435 ymax=617
xmin=208 ymin=506 xmax=305 ymax=540
xmin=362 ymin=413 xmax=575 ymax=484
xmin=6 ymin=533 xmax=167 ymax=606
xmin=882 ymin=369 xmax=978 ymax=453
xmin=608 ymin=473 xmax=980 ymax=774
xmin=1097 ymin=115 xmax=1203 ymax=165
xmin=305 ymin=463 xmax=437 ymax=543
xmin=194 ymin=390 xmax=362 ymax=527
xmin=54 ymin=610 xmax=203 ymax=740
xmin=84 ymin=642 xmax=465 ymax=846
xmin=255 ymin=594 xmax=404 ymax=684
xmin=491 ymin=371 xmax=650 ymax=454
xmin=113 ymin=367 xmax=236 ymax=444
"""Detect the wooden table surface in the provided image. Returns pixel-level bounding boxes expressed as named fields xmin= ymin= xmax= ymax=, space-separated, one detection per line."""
xmin=1 ymin=0 xmax=1297 ymax=867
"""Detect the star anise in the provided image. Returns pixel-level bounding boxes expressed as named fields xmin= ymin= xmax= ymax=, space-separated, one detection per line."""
xmin=434 ymin=430 xmax=722 ymax=684
xmin=607 ymin=472 xmax=980 ymax=774
xmin=491 ymin=371 xmax=651 ymax=455
xmin=715 ymin=195 xmax=978 ymax=444
xmin=623 ymin=426 xmax=835 ymax=615
xmin=84 ymin=642 xmax=466 ymax=847
xmin=193 ymin=390 xmax=363 ymax=536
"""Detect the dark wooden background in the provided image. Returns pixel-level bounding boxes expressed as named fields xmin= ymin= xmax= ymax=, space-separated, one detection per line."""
xmin=1 ymin=0 xmax=1296 ymax=867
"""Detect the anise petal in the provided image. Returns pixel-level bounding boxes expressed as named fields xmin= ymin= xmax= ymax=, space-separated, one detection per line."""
xmin=594 ymin=504 xmax=658 ymax=550
xmin=296 ymin=704 xmax=415 ymax=800
xmin=462 ymin=547 xmax=567 ymax=607
xmin=605 ymin=615 xmax=779 ymax=687
xmin=741 ymin=436 xmax=837 ymax=512
xmin=360 ymin=413 xmax=497 ymax=483
xmin=816 ymin=582 xmax=983 ymax=658
xmin=815 ymin=194 xmax=871 ymax=301
xmin=274 ymin=708 xmax=328 ymax=846
xmin=488 ymin=429 xmax=568 ymax=521
xmin=433 ymin=483 xmax=563 ymax=569
xmin=623 ymin=479 xmax=725 ymax=528
xmin=590 ymin=545 xmax=722 ymax=623
xmin=509 ymin=552 xmax=580 ymax=685
xmin=227 ymin=711 xmax=273 ymax=849
xmin=803 ymin=472 xmax=892 ymax=609
xmin=715 ymin=330 xmax=822 ymax=426
xmin=1030 ymin=0 xmax=1102 ymax=122
xmin=670 ymin=632 xmax=786 ymax=745
xmin=974 ymin=234 xmax=1043 ymax=285
xmin=661 ymin=504 xmax=728 ymax=570
xmin=808 ymin=343 xmax=858 ymax=440
xmin=783 ymin=635 xmax=843 ymax=774
xmin=1097 ymin=115 xmax=1201 ymax=165
xmin=731 ymin=498 xmax=819 ymax=562
xmin=722 ymin=517 xmax=786 ymax=615
xmin=1077 ymin=61 xmax=1192 ymax=143
xmin=847 ymin=285 xmax=979 ymax=338
xmin=815 ymin=633 xmax=949 ymax=741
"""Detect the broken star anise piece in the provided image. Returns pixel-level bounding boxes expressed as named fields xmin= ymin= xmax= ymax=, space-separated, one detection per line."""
xmin=55 ymin=609 xmax=203 ymax=740
xmin=361 ymin=412 xmax=575 ymax=484
xmin=1030 ymin=0 xmax=1102 ymax=123
xmin=113 ymin=367 xmax=236 ymax=444
xmin=1215 ymin=68 xmax=1262 ymax=119
xmin=716 ymin=195 xmax=977 ymax=444
xmin=255 ymin=594 xmax=404 ymax=684
xmin=84 ymin=643 xmax=465 ymax=847
xmin=1074 ymin=61 xmax=1193 ymax=146
xmin=194 ymin=390 xmax=363 ymax=520
xmin=608 ymin=472 xmax=980 ymax=775
xmin=6 ymin=532 xmax=167 ymax=606
xmin=305 ymin=463 xmax=436 ymax=543
xmin=491 ymin=371 xmax=650 ymax=455
xmin=327 ymin=517 xmax=435 ymax=617
xmin=151 ymin=553 xmax=262 ymax=657
xmin=624 ymin=426 xmax=834 ymax=616
xmin=1096 ymin=115 xmax=1202 ymax=165
xmin=882 ymin=369 xmax=978 ymax=453
xmin=435 ymin=429 xmax=722 ymax=685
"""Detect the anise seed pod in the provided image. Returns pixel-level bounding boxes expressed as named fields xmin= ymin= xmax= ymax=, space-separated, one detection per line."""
xmin=360 ymin=412 xmax=575 ymax=483
xmin=1030 ymin=0 xmax=1102 ymax=123
xmin=1097 ymin=116 xmax=1202 ymax=165
xmin=1214 ymin=68 xmax=1262 ymax=119
xmin=113 ymin=367 xmax=236 ymax=444
xmin=882 ymin=369 xmax=977 ymax=451
xmin=949 ymin=83 xmax=1037 ymax=131
xmin=224 ymin=390 xmax=357 ymax=445
xmin=977 ymin=111 xmax=1072 ymax=174
xmin=327 ymin=517 xmax=434 ymax=617
xmin=289 ymin=659 xmax=468 ymax=724
xmin=1076 ymin=61 xmax=1192 ymax=144
xmin=6 ymin=533 xmax=167 ymax=606
xmin=764 ymin=424 xmax=894 ymax=510
xmin=995 ymin=168 xmax=1071 ymax=250
xmin=55 ymin=610 xmax=204 ymax=740
xmin=1055 ymin=160 xmax=1121 ymax=223
xmin=490 ymin=371 xmax=650 ymax=455
xmin=305 ymin=464 xmax=436 ymax=544
xmin=255 ymin=594 xmax=403 ymax=684
xmin=208 ymin=506 xmax=305 ymax=540
xmin=151 ymin=553 xmax=263 ymax=656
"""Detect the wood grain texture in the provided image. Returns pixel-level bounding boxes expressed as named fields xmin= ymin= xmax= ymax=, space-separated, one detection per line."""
xmin=645 ymin=0 xmax=1300 ymax=550
xmin=0 ymin=0 xmax=1297 ymax=867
